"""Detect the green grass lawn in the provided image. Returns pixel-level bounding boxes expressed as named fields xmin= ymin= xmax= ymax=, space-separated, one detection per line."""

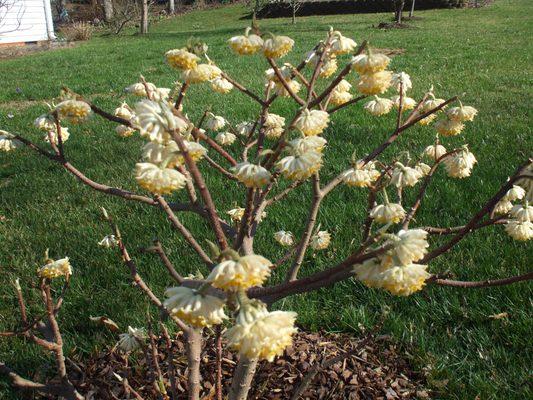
xmin=1 ymin=1 xmax=532 ymax=398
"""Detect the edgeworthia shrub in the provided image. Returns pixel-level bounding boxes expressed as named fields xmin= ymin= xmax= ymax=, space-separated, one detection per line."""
xmin=1 ymin=25 xmax=532 ymax=400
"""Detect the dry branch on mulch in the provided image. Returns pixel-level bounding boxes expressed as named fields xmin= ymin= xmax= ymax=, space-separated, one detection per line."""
xmin=54 ymin=330 xmax=430 ymax=400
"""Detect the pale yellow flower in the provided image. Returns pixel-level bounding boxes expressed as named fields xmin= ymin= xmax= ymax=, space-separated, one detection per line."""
xmin=134 ymin=99 xmax=188 ymax=144
xmin=125 ymin=82 xmax=157 ymax=97
xmin=44 ymin=127 xmax=70 ymax=144
xmin=274 ymin=230 xmax=295 ymax=247
xmin=390 ymin=162 xmax=423 ymax=188
xmin=504 ymin=220 xmax=533 ymax=241
xmin=330 ymin=32 xmax=357 ymax=55
xmin=353 ymin=259 xmax=389 ymax=289
xmin=263 ymin=35 xmax=294 ymax=58
xmin=294 ymin=109 xmax=330 ymax=136
xmin=370 ymin=203 xmax=406 ymax=224
xmin=225 ymin=303 xmax=297 ymax=362
xmin=164 ymin=286 xmax=227 ymax=328
xmin=38 ymin=257 xmax=72 ymax=279
xmin=443 ymin=148 xmax=477 ymax=178
xmin=117 ymin=326 xmax=146 ymax=352
xmin=264 ymin=113 xmax=285 ymax=129
xmin=423 ymin=97 xmax=446 ymax=111
xmin=182 ymin=64 xmax=221 ymax=84
xmin=391 ymin=72 xmax=412 ymax=93
xmin=289 ymin=136 xmax=328 ymax=154
xmin=34 ymin=114 xmax=56 ymax=131
xmin=215 ymin=131 xmax=237 ymax=146
xmin=310 ymin=230 xmax=331 ymax=250
xmin=510 ymin=203 xmax=533 ymax=222
xmin=446 ymin=105 xmax=478 ymax=122
xmin=415 ymin=162 xmax=431 ymax=176
xmin=276 ymin=150 xmax=323 ymax=181
xmin=205 ymin=115 xmax=226 ymax=131
xmin=493 ymin=199 xmax=513 ymax=215
xmin=335 ymin=79 xmax=352 ymax=93
xmin=165 ymin=48 xmax=200 ymax=70
xmin=229 ymin=29 xmax=264 ymax=55
xmin=98 ymin=235 xmax=118 ymax=248
xmin=0 ymin=131 xmax=22 ymax=152
xmin=207 ymin=255 xmax=272 ymax=290
xmin=342 ymin=161 xmax=380 ymax=188
xmin=227 ymin=207 xmax=245 ymax=222
xmin=135 ymin=162 xmax=187 ymax=194
xmin=391 ymin=95 xmax=417 ymax=110
xmin=356 ymin=70 xmax=392 ymax=95
xmin=364 ymin=96 xmax=394 ymax=116
xmin=55 ymin=100 xmax=92 ymax=124
xmin=319 ymin=57 xmax=338 ymax=78
xmin=382 ymin=229 xmax=429 ymax=267
xmin=211 ymin=77 xmax=234 ymax=94
xmin=330 ymin=89 xmax=353 ymax=106
xmin=152 ymin=88 xmax=171 ymax=102
xmin=351 ymin=53 xmax=391 ymax=74
xmin=114 ymin=102 xmax=134 ymax=121
xmin=413 ymin=111 xmax=437 ymax=126
xmin=422 ymin=144 xmax=447 ymax=161
xmin=434 ymin=118 xmax=465 ymax=136
xmin=233 ymin=162 xmax=272 ymax=188
xmin=115 ymin=125 xmax=135 ymax=138
xmin=503 ymin=185 xmax=526 ymax=202
xmin=236 ymin=121 xmax=255 ymax=136
xmin=379 ymin=264 xmax=430 ymax=296
xmin=142 ymin=141 xmax=205 ymax=168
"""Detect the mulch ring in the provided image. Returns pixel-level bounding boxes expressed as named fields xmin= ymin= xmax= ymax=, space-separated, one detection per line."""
xmin=67 ymin=330 xmax=430 ymax=399
xmin=0 ymin=41 xmax=76 ymax=61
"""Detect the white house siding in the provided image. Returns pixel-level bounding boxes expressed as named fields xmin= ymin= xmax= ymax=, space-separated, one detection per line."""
xmin=0 ymin=0 xmax=55 ymax=44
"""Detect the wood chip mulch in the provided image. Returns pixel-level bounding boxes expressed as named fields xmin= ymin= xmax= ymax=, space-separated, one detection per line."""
xmin=64 ymin=330 xmax=429 ymax=399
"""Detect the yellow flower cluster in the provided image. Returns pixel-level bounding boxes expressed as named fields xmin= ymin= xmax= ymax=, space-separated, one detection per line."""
xmin=330 ymin=79 xmax=353 ymax=106
xmin=207 ymin=254 xmax=272 ymax=290
xmin=310 ymin=230 xmax=331 ymax=250
xmin=215 ymin=131 xmax=237 ymax=146
xmin=370 ymin=202 xmax=406 ymax=224
xmin=38 ymin=257 xmax=72 ymax=279
xmin=55 ymin=100 xmax=92 ymax=124
xmin=134 ymin=99 xmax=188 ymax=144
xmin=229 ymin=28 xmax=264 ymax=55
xmin=294 ymin=109 xmax=330 ymax=136
xmin=443 ymin=147 xmax=477 ymax=178
xmin=263 ymin=35 xmax=294 ymax=58
xmin=232 ymin=162 xmax=272 ymax=188
xmin=354 ymin=229 xmax=430 ymax=296
xmin=263 ymin=112 xmax=285 ymax=139
xmin=165 ymin=48 xmax=200 ymax=70
xmin=342 ymin=160 xmax=380 ymax=188
xmin=364 ymin=96 xmax=394 ymax=116
xmin=390 ymin=162 xmax=423 ymax=188
xmin=274 ymin=230 xmax=295 ymax=247
xmin=164 ymin=286 xmax=227 ymax=328
xmin=0 ymin=131 xmax=22 ymax=152
xmin=225 ymin=302 xmax=297 ymax=362
xmin=135 ymin=162 xmax=187 ymax=194
xmin=352 ymin=51 xmax=392 ymax=95
xmin=117 ymin=326 xmax=146 ymax=352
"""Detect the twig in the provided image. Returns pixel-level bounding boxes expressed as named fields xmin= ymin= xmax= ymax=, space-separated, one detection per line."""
xmin=429 ymin=271 xmax=533 ymax=288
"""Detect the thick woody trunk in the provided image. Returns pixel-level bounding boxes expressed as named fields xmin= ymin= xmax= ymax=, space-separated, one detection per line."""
xmin=395 ymin=0 xmax=405 ymax=24
xmin=140 ymin=0 xmax=149 ymax=34
xmin=102 ymin=0 xmax=114 ymax=22
xmin=185 ymin=329 xmax=202 ymax=400
xmin=228 ymin=357 xmax=258 ymax=400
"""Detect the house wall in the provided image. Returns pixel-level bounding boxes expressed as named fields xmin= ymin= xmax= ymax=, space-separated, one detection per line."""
xmin=0 ymin=0 xmax=55 ymax=45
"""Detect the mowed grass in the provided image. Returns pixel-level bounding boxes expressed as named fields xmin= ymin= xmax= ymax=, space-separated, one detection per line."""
xmin=1 ymin=1 xmax=532 ymax=398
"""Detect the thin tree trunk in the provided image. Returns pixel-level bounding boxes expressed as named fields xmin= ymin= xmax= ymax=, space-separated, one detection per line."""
xmin=140 ymin=0 xmax=149 ymax=34
xmin=169 ymin=0 xmax=175 ymax=14
xmin=292 ymin=3 xmax=296 ymax=24
xmin=409 ymin=0 xmax=415 ymax=18
xmin=102 ymin=0 xmax=114 ymax=22
xmin=395 ymin=0 xmax=405 ymax=24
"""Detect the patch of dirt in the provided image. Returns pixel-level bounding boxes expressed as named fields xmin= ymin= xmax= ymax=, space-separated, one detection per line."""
xmin=0 ymin=41 xmax=76 ymax=61
xmin=375 ymin=22 xmax=412 ymax=30
xmin=60 ymin=330 xmax=430 ymax=399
